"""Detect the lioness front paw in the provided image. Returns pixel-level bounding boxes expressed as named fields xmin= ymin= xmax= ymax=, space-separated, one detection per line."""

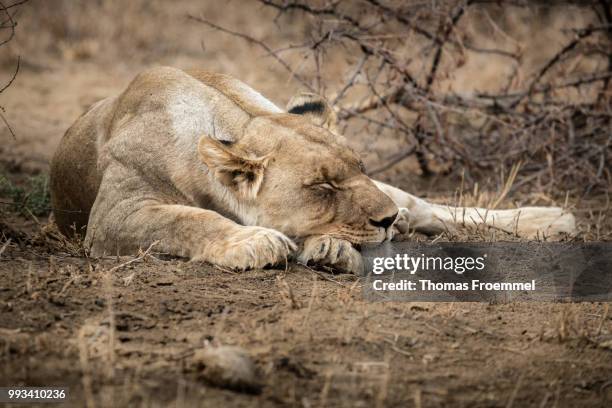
xmin=390 ymin=207 xmax=411 ymax=239
xmin=297 ymin=235 xmax=363 ymax=274
xmin=197 ymin=226 xmax=297 ymax=271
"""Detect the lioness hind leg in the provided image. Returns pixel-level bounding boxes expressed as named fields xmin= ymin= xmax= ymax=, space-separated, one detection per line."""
xmin=86 ymin=202 xmax=296 ymax=270
xmin=373 ymin=181 xmax=576 ymax=239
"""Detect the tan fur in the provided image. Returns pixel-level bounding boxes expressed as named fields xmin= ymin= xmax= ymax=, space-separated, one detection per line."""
xmin=50 ymin=67 xmax=576 ymax=273
xmin=287 ymin=92 xmax=338 ymax=133
xmin=50 ymin=67 xmax=398 ymax=272
xmin=374 ymin=182 xmax=576 ymax=239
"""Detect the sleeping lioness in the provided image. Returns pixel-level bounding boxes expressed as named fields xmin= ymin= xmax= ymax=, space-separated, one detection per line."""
xmin=50 ymin=67 xmax=576 ymax=273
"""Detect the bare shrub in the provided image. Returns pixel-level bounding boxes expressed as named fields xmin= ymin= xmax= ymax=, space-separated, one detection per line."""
xmin=193 ymin=1 xmax=612 ymax=197
xmin=1 ymin=0 xmax=29 ymax=139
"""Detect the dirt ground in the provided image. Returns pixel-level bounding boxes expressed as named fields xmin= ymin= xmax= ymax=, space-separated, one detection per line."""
xmin=1 ymin=1 xmax=611 ymax=407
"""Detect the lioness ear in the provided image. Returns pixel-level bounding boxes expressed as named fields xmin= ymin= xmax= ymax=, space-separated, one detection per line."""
xmin=198 ymin=136 xmax=269 ymax=199
xmin=287 ymin=92 xmax=338 ymax=133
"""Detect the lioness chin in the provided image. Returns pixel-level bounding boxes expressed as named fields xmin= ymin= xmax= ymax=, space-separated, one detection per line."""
xmin=50 ymin=67 xmax=576 ymax=273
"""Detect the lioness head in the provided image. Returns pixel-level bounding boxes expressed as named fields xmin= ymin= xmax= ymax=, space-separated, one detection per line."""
xmin=198 ymin=93 xmax=398 ymax=244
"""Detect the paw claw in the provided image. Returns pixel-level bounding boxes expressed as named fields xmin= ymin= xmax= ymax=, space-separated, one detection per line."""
xmin=199 ymin=226 xmax=296 ymax=270
xmin=387 ymin=207 xmax=411 ymax=240
xmin=298 ymin=235 xmax=363 ymax=274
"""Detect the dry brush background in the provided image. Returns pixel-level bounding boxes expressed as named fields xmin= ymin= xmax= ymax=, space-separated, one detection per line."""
xmin=1 ymin=1 xmax=612 ymax=407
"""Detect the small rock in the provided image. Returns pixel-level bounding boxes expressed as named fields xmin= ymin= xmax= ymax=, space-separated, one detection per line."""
xmin=274 ymin=356 xmax=315 ymax=379
xmin=192 ymin=346 xmax=262 ymax=394
xmin=595 ymin=334 xmax=612 ymax=350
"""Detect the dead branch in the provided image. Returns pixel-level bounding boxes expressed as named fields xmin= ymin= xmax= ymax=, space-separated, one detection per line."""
xmin=0 ymin=0 xmax=28 ymax=140
xmin=197 ymin=0 xmax=612 ymax=195
xmin=188 ymin=14 xmax=315 ymax=92
xmin=0 ymin=54 xmax=18 ymax=94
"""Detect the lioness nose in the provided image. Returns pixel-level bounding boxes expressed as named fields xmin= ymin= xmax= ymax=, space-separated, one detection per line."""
xmin=370 ymin=212 xmax=398 ymax=229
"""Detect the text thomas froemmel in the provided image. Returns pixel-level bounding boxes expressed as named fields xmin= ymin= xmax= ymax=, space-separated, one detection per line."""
xmin=370 ymin=254 xmax=536 ymax=292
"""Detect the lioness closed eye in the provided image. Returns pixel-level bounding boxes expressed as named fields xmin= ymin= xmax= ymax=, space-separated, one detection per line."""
xmin=50 ymin=67 xmax=576 ymax=273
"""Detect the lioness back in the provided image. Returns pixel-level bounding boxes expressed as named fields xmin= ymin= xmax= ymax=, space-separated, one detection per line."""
xmin=50 ymin=96 xmax=115 ymax=236
xmin=50 ymin=66 xmax=282 ymax=236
